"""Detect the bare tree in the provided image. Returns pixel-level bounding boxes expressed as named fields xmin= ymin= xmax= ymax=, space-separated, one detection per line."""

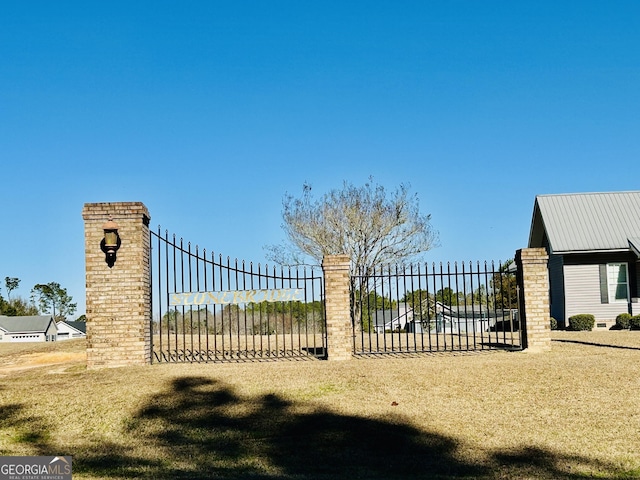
xmin=265 ymin=178 xmax=439 ymax=329
xmin=267 ymin=179 xmax=438 ymax=266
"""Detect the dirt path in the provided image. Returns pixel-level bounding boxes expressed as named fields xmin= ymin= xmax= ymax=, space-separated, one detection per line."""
xmin=0 ymin=341 xmax=86 ymax=376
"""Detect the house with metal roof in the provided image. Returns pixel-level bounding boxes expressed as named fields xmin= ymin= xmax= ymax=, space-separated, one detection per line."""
xmin=372 ymin=304 xmax=414 ymax=333
xmin=372 ymin=301 xmax=508 ymax=334
xmin=56 ymin=320 xmax=86 ymax=340
xmin=528 ymin=191 xmax=640 ymax=328
xmin=0 ymin=315 xmax=58 ymax=342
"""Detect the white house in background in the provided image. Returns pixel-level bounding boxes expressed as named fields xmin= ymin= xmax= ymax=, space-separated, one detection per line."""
xmin=433 ymin=303 xmax=496 ymax=334
xmin=56 ymin=321 xmax=86 ymax=340
xmin=372 ymin=302 xmax=503 ymax=334
xmin=528 ymin=191 xmax=640 ymax=329
xmin=372 ymin=304 xmax=414 ymax=333
xmin=0 ymin=315 xmax=57 ymax=342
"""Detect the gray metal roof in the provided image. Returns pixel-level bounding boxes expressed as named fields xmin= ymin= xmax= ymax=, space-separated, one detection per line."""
xmin=372 ymin=305 xmax=412 ymax=329
xmin=528 ymin=191 xmax=640 ymax=254
xmin=58 ymin=320 xmax=86 ymax=334
xmin=0 ymin=315 xmax=56 ymax=334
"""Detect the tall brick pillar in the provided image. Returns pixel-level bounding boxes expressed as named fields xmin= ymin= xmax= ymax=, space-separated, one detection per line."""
xmin=515 ymin=248 xmax=551 ymax=352
xmin=82 ymin=202 xmax=151 ymax=368
xmin=322 ymin=255 xmax=352 ymax=361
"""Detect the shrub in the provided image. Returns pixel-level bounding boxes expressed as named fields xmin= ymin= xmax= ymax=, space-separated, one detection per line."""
xmin=615 ymin=313 xmax=632 ymax=330
xmin=630 ymin=315 xmax=640 ymax=331
xmin=568 ymin=314 xmax=595 ymax=331
xmin=550 ymin=317 xmax=558 ymax=330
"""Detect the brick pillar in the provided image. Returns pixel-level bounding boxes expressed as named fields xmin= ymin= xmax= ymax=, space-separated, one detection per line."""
xmin=515 ymin=248 xmax=551 ymax=352
xmin=82 ymin=202 xmax=151 ymax=368
xmin=322 ymin=255 xmax=352 ymax=361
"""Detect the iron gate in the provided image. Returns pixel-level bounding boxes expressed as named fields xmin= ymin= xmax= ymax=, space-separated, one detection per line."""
xmin=150 ymin=228 xmax=326 ymax=363
xmin=352 ymin=261 xmax=522 ymax=355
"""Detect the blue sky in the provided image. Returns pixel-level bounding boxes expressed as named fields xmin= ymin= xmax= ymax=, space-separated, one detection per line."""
xmin=1 ymin=1 xmax=639 ymax=316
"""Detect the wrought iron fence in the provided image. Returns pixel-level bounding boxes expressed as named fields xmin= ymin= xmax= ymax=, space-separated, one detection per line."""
xmin=351 ymin=261 xmax=522 ymax=355
xmin=150 ymin=228 xmax=326 ymax=362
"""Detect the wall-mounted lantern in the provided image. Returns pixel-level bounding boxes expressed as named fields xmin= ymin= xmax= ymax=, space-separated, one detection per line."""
xmin=100 ymin=216 xmax=121 ymax=267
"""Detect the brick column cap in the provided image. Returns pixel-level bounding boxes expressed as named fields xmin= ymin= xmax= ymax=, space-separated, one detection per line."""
xmin=322 ymin=254 xmax=351 ymax=270
xmin=516 ymin=247 xmax=548 ymax=260
xmin=83 ymin=202 xmax=150 ymax=222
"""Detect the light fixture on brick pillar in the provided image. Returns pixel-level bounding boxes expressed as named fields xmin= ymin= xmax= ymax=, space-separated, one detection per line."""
xmin=101 ymin=215 xmax=121 ymax=268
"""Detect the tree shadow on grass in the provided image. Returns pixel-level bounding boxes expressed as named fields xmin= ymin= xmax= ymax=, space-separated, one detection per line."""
xmin=552 ymin=339 xmax=640 ymax=351
xmin=2 ymin=377 xmax=634 ymax=479
xmin=76 ymin=376 xmax=479 ymax=479
xmin=71 ymin=376 xmax=635 ymax=480
xmin=0 ymin=403 xmax=52 ymax=453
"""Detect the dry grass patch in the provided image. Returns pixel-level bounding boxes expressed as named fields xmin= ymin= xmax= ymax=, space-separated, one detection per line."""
xmin=0 ymin=339 xmax=87 ymax=376
xmin=1 ymin=333 xmax=640 ymax=479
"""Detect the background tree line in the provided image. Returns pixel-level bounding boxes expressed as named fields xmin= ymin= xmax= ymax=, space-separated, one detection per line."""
xmin=0 ymin=277 xmax=78 ymax=322
xmin=158 ymin=300 xmax=325 ymax=335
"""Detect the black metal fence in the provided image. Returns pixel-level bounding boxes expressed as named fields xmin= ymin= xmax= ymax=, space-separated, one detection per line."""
xmin=351 ymin=261 xmax=522 ymax=355
xmin=150 ymin=228 xmax=326 ymax=363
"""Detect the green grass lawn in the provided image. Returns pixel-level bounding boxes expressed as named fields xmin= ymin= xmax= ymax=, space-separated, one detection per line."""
xmin=1 ymin=331 xmax=640 ymax=479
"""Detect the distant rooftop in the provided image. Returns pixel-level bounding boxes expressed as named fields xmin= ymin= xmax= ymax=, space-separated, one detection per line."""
xmin=529 ymin=191 xmax=640 ymax=254
xmin=59 ymin=320 xmax=87 ymax=334
xmin=0 ymin=315 xmax=55 ymax=333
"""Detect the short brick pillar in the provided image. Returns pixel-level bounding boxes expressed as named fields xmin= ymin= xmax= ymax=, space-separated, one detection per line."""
xmin=322 ymin=255 xmax=352 ymax=361
xmin=82 ymin=202 xmax=151 ymax=368
xmin=515 ymin=248 xmax=551 ymax=352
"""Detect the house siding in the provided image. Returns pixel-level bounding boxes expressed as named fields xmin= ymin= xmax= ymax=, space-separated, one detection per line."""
xmin=633 ymin=261 xmax=640 ymax=316
xmin=45 ymin=322 xmax=57 ymax=341
xmin=548 ymin=254 xmax=565 ymax=326
xmin=1 ymin=333 xmax=45 ymax=342
xmin=564 ymin=264 xmax=632 ymax=327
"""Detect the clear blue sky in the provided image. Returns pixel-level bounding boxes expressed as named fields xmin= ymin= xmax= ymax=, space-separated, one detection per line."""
xmin=1 ymin=1 xmax=639 ymax=316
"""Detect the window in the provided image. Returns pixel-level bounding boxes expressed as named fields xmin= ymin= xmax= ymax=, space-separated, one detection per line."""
xmin=607 ymin=263 xmax=629 ymax=302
